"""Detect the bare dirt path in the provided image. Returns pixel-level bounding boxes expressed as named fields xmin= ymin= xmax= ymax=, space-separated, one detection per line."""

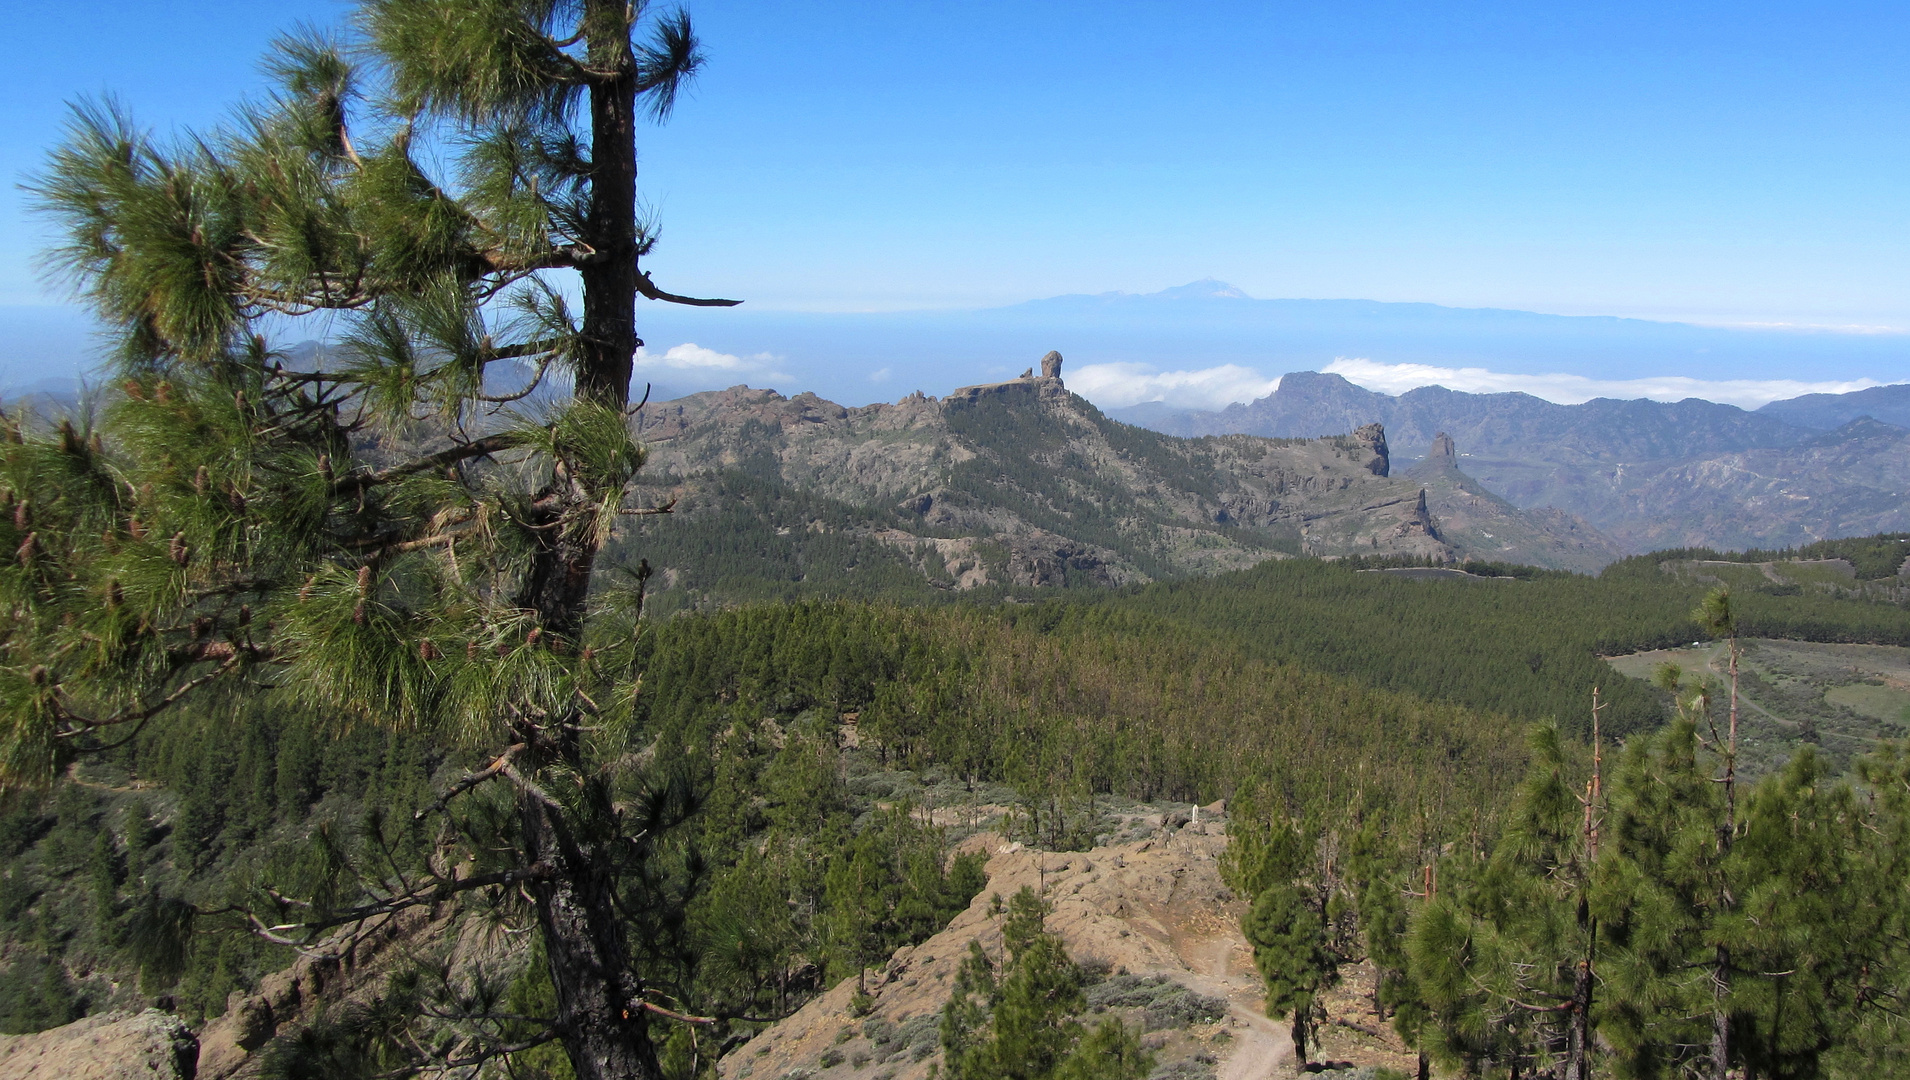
xmin=1180 ymin=919 xmax=1295 ymax=1080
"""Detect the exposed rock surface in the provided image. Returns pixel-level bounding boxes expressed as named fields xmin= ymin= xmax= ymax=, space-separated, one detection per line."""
xmin=1405 ymin=435 xmax=1625 ymax=569
xmin=0 ymin=1009 xmax=197 ymax=1080
xmin=1353 ymin=422 xmax=1389 ymax=476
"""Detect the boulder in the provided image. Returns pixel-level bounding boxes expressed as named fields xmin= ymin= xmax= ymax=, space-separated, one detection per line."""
xmin=1039 ymin=350 xmax=1064 ymax=380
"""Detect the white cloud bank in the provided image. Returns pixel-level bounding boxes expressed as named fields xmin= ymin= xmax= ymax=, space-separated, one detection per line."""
xmin=1321 ymin=358 xmax=1882 ymax=410
xmin=1068 ymin=357 xmax=1885 ymax=412
xmin=1068 ymin=362 xmax=1281 ymax=411
xmin=633 ymin=343 xmax=789 ymax=388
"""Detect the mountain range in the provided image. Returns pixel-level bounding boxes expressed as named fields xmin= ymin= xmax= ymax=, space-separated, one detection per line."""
xmin=618 ymin=359 xmax=1623 ymax=606
xmin=1110 ymin=373 xmax=1910 ymax=553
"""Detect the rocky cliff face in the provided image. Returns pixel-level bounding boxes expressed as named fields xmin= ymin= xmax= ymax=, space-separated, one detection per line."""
xmin=1404 ymin=434 xmax=1626 ymax=569
xmin=622 ymin=361 xmax=1623 ymax=593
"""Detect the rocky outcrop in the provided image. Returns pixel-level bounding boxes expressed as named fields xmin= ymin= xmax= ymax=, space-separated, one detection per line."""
xmin=0 ymin=1009 xmax=197 ymax=1080
xmin=1040 ymin=349 xmax=1064 ymax=380
xmin=1403 ymin=444 xmax=1625 ymax=571
xmin=196 ymin=907 xmax=444 ymax=1079
xmin=1353 ymin=422 xmax=1389 ymax=476
xmin=1405 ymin=488 xmax=1439 ymax=539
xmin=1106 ymin=372 xmax=1910 ymax=553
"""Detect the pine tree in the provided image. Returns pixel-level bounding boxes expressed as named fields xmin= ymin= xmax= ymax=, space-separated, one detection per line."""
xmin=1223 ymin=804 xmax=1347 ymax=1066
xmin=1406 ymin=721 xmax=1603 ymax=1079
xmin=1693 ymin=587 xmax=1742 ymax=1080
xmin=1593 ymin=704 xmax=1731 ymax=1079
xmin=939 ymin=886 xmax=1151 ymax=1080
xmin=9 ymin=3 xmax=736 ymax=1077
xmin=1244 ymin=881 xmax=1337 ymax=1066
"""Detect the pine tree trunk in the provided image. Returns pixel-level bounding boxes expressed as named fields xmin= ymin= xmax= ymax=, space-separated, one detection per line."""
xmin=1567 ymin=955 xmax=1593 ymax=1080
xmin=1711 ymin=944 xmax=1731 ymax=1080
xmin=521 ymin=8 xmax=655 ymax=1077
xmin=577 ymin=1 xmax=641 ymax=413
xmin=523 ymin=787 xmax=663 ymax=1080
xmin=1712 ymin=637 xmax=1738 ymax=1080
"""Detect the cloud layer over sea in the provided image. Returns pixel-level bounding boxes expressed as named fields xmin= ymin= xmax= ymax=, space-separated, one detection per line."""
xmin=1068 ymin=357 xmax=1884 ymax=412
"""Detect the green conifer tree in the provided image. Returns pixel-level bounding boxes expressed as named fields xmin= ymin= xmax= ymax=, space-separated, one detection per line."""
xmin=1406 ymin=723 xmax=1600 ymax=1078
xmin=1244 ymin=881 xmax=1337 ymax=1066
xmin=939 ymin=886 xmax=1151 ymax=1080
xmin=1594 ymin=706 xmax=1732 ymax=1079
xmin=1694 ymin=587 xmax=1742 ymax=1080
xmin=8 ymin=2 xmax=738 ymax=1076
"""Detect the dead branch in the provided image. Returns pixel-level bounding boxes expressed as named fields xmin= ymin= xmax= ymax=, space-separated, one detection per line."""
xmin=415 ymin=744 xmax=528 ymax=820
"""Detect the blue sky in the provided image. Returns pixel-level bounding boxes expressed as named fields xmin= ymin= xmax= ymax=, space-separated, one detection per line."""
xmin=1 ymin=1 xmax=1907 ymax=403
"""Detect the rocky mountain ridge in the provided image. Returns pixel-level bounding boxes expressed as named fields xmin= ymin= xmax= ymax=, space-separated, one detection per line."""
xmin=621 ymin=357 xmax=1621 ymax=600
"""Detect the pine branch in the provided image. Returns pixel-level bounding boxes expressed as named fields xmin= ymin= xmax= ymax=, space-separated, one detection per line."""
xmin=335 ymin=433 xmax=520 ymax=493
xmin=54 ymin=655 xmax=244 ymax=739
xmin=637 ymin=1000 xmax=716 ymax=1025
xmin=368 ymin=1031 xmax=564 ymax=1079
xmin=232 ymin=861 xmax=557 ymax=948
xmin=478 ymin=354 xmax=555 ymax=403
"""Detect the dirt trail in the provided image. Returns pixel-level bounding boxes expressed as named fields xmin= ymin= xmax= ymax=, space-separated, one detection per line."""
xmin=1155 ymin=886 xmax=1294 ymax=1080
xmin=721 ymin=822 xmax=1300 ymax=1080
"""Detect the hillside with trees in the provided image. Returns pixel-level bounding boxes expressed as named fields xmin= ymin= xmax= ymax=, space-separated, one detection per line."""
xmin=3 ymin=2 xmax=1910 ymax=1079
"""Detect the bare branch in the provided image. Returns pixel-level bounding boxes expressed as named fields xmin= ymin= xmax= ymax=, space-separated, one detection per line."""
xmin=500 ymin=761 xmax=563 ymax=811
xmin=618 ymin=497 xmax=676 ymax=516
xmin=369 ymin=1031 xmax=563 ymax=1079
xmin=56 ymin=655 xmax=243 ymax=739
xmin=636 ymin=271 xmax=740 ymax=308
xmin=335 ymin=434 xmax=520 ymax=494
xmin=478 ymin=355 xmax=555 ymax=403
xmin=230 ymin=862 xmax=556 ymax=946
xmin=415 ymin=744 xmax=527 ymax=820
xmin=639 ymin=1000 xmax=716 ymax=1025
